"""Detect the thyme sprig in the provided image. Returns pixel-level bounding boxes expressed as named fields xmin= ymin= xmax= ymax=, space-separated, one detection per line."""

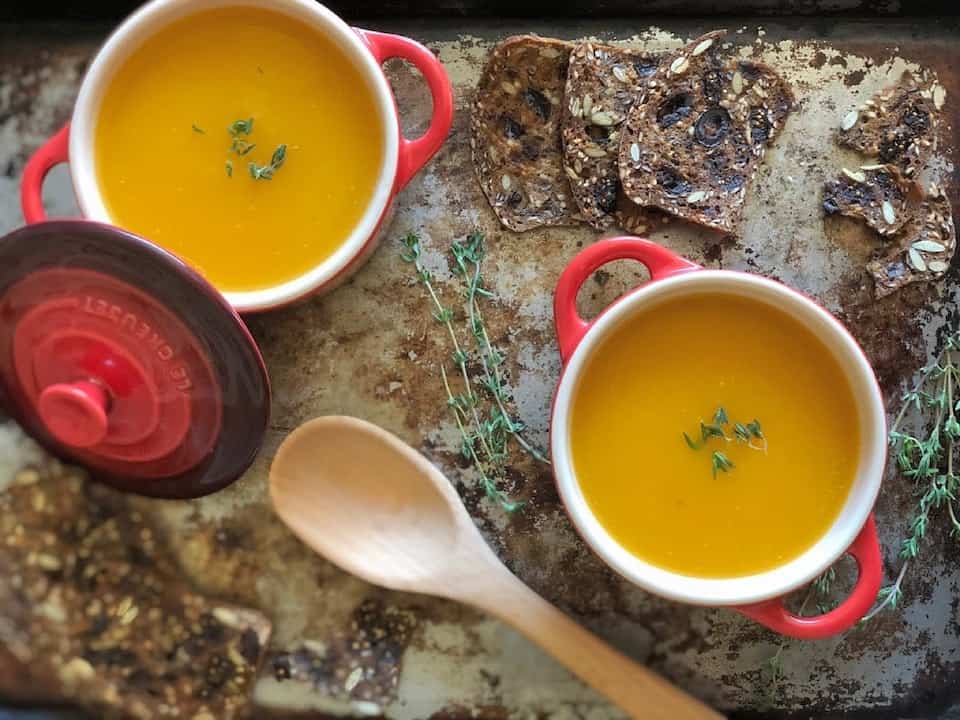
xmin=400 ymin=231 xmax=548 ymax=512
xmin=450 ymin=231 xmax=550 ymax=464
xmin=861 ymin=331 xmax=960 ymax=621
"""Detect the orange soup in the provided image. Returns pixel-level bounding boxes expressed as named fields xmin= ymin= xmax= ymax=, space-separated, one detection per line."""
xmin=95 ymin=7 xmax=384 ymax=293
xmin=569 ymin=293 xmax=860 ymax=578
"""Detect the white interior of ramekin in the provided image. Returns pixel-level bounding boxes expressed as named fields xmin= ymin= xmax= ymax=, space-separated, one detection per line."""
xmin=550 ymin=270 xmax=887 ymax=606
xmin=68 ymin=0 xmax=399 ymax=313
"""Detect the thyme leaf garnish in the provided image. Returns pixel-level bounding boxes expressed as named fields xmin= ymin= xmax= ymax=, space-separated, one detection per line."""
xmin=248 ymin=144 xmax=287 ymax=181
xmin=222 ymin=117 xmax=287 ymax=180
xmin=685 ymin=407 xmax=766 ymax=476
xmin=192 ymin=124 xmax=205 ymax=134
xmin=231 ymin=139 xmax=257 ymax=156
xmin=712 ymin=450 xmax=735 ymax=479
xmin=734 ymin=422 xmax=751 ymax=443
xmin=700 ymin=422 xmax=728 ymax=442
xmin=228 ymin=117 xmax=254 ymax=136
xmin=270 ymin=144 xmax=286 ymax=169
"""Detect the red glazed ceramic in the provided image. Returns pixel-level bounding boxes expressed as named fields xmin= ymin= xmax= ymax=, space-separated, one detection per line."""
xmin=20 ymin=0 xmax=453 ymax=313
xmin=0 ymin=221 xmax=270 ymax=498
xmin=550 ymin=238 xmax=886 ymax=640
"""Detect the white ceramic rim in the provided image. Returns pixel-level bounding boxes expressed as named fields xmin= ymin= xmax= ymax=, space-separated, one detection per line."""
xmin=550 ymin=271 xmax=887 ymax=606
xmin=68 ymin=0 xmax=399 ymax=313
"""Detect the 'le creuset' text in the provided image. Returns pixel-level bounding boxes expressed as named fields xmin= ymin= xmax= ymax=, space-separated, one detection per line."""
xmin=80 ymin=295 xmax=193 ymax=392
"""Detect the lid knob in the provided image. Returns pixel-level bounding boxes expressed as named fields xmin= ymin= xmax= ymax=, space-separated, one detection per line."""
xmin=38 ymin=381 xmax=110 ymax=449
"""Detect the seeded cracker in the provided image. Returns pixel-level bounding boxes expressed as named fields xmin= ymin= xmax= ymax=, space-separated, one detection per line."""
xmin=868 ymin=184 xmax=956 ymax=298
xmin=0 ymin=464 xmax=270 ymax=718
xmin=561 ymin=42 xmax=663 ymax=231
xmin=823 ymin=164 xmax=922 ymax=237
xmin=838 ymin=72 xmax=941 ymax=179
xmin=471 ymin=36 xmax=579 ymax=232
xmin=618 ymin=30 xmax=795 ymax=236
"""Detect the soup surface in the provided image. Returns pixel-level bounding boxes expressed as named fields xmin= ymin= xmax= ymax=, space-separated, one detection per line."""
xmin=569 ymin=292 xmax=860 ymax=578
xmin=95 ymin=7 xmax=384 ymax=293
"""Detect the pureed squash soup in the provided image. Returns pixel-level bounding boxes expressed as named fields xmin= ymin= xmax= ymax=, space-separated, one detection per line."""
xmin=569 ymin=292 xmax=860 ymax=579
xmin=94 ymin=6 xmax=384 ymax=293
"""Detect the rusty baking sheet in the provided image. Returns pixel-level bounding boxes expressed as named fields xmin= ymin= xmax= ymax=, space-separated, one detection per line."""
xmin=1 ymin=13 xmax=960 ymax=720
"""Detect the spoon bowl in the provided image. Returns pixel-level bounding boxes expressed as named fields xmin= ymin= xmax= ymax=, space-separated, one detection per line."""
xmin=270 ymin=416 xmax=480 ymax=596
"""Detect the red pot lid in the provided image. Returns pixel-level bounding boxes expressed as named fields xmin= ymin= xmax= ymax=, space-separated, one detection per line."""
xmin=0 ymin=221 xmax=270 ymax=498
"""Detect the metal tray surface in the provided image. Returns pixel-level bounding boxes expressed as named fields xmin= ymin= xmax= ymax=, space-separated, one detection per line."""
xmin=0 ymin=14 xmax=959 ymax=720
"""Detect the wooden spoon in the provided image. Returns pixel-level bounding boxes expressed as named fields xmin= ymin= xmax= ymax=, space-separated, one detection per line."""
xmin=269 ymin=416 xmax=723 ymax=720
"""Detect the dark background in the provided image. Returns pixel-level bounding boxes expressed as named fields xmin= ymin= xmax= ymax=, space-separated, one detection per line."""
xmin=1 ymin=0 xmax=958 ymax=21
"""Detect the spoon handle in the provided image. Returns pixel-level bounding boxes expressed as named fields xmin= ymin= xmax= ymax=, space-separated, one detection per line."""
xmin=467 ymin=569 xmax=723 ymax=719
